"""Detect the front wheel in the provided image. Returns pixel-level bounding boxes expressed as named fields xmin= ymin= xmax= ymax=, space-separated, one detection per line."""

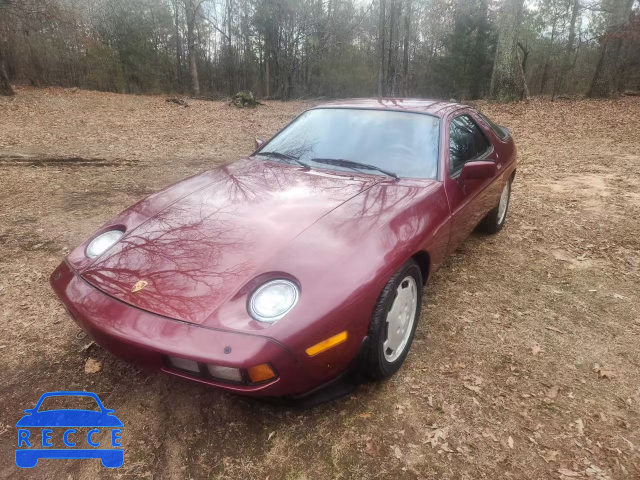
xmin=479 ymin=178 xmax=512 ymax=234
xmin=364 ymin=259 xmax=422 ymax=380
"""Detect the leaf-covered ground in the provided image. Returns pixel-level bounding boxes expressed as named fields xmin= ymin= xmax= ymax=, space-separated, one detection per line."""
xmin=0 ymin=87 xmax=639 ymax=479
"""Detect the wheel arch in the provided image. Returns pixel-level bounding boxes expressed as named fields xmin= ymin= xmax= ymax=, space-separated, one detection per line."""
xmin=411 ymin=250 xmax=431 ymax=286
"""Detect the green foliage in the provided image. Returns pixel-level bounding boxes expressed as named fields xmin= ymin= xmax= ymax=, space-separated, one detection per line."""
xmin=426 ymin=0 xmax=497 ymax=99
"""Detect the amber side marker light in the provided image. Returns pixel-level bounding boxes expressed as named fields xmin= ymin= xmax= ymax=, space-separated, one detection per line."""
xmin=247 ymin=363 xmax=277 ymax=383
xmin=305 ymin=331 xmax=348 ymax=357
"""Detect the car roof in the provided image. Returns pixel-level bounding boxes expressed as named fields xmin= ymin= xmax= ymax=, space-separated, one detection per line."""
xmin=313 ymin=98 xmax=470 ymax=118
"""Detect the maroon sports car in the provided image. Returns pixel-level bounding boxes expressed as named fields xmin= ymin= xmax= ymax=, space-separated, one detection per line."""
xmin=51 ymin=99 xmax=516 ymax=402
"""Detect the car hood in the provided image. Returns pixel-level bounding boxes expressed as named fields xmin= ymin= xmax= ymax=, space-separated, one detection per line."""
xmin=81 ymin=159 xmax=382 ymax=325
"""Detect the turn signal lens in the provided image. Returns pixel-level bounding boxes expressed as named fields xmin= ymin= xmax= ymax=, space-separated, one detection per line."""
xmin=305 ymin=331 xmax=348 ymax=357
xmin=247 ymin=363 xmax=276 ymax=383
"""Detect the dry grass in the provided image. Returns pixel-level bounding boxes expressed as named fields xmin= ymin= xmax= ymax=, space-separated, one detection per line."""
xmin=0 ymin=87 xmax=639 ymax=479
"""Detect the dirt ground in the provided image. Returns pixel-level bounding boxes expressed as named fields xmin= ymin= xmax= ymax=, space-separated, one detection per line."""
xmin=0 ymin=87 xmax=639 ymax=480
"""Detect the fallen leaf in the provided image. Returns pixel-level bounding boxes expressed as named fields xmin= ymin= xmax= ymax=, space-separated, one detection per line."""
xmin=542 ymin=450 xmax=560 ymax=463
xmin=425 ymin=427 xmax=449 ymax=447
xmin=508 ymin=436 xmax=514 ymax=449
xmin=482 ymin=429 xmax=498 ymax=442
xmin=393 ymin=445 xmax=402 ymax=459
xmin=84 ymin=358 xmax=102 ymax=374
xmin=545 ymin=326 xmax=566 ymax=334
xmin=464 ymin=374 xmax=483 ymax=385
xmin=358 ymin=413 xmax=372 ymax=419
xmin=585 ymin=464 xmax=605 ymax=476
xmin=78 ymin=341 xmax=96 ymax=353
xmin=464 ymin=383 xmax=481 ymax=394
xmin=557 ymin=468 xmax=581 ymax=477
xmin=440 ymin=442 xmax=454 ymax=453
xmin=267 ymin=431 xmax=276 ymax=441
xmin=365 ymin=441 xmax=378 ymax=456
xmin=593 ymin=364 xmax=616 ymax=379
xmin=546 ymin=385 xmax=559 ymax=399
xmin=575 ymin=418 xmax=584 ymax=435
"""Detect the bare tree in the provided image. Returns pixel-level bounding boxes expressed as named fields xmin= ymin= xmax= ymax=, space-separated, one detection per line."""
xmin=401 ymin=0 xmax=411 ymax=96
xmin=184 ymin=0 xmax=203 ymax=96
xmin=489 ymin=0 xmax=526 ymax=102
xmin=556 ymin=0 xmax=580 ymax=96
xmin=539 ymin=0 xmax=559 ymax=94
xmin=377 ymin=0 xmax=385 ymax=96
xmin=0 ymin=49 xmax=13 ymax=96
xmin=0 ymin=0 xmax=638 ymax=102
xmin=588 ymin=0 xmax=635 ymax=98
xmin=174 ymin=0 xmax=183 ymax=90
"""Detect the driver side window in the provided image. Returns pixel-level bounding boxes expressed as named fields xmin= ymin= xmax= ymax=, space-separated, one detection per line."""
xmin=449 ymin=115 xmax=490 ymax=176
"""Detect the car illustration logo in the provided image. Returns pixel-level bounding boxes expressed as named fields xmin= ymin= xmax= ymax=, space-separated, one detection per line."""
xmin=15 ymin=391 xmax=123 ymax=468
xmin=131 ymin=280 xmax=147 ymax=293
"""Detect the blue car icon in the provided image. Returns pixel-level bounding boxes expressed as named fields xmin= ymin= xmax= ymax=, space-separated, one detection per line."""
xmin=16 ymin=391 xmax=123 ymax=468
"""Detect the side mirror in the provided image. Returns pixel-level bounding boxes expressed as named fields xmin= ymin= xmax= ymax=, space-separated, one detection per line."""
xmin=459 ymin=161 xmax=497 ymax=182
xmin=254 ymin=138 xmax=265 ymax=150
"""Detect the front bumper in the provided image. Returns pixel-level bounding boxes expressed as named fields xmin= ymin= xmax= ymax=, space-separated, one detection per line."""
xmin=50 ymin=262 xmax=317 ymax=397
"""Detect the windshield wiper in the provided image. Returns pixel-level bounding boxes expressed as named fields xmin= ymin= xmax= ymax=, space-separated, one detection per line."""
xmin=256 ymin=151 xmax=310 ymax=170
xmin=310 ymin=158 xmax=399 ymax=180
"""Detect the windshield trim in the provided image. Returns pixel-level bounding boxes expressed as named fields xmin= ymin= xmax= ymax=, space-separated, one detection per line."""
xmin=253 ymin=107 xmax=442 ymax=181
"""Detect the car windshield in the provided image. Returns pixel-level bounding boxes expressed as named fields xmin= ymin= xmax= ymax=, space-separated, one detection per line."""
xmin=257 ymin=108 xmax=440 ymax=179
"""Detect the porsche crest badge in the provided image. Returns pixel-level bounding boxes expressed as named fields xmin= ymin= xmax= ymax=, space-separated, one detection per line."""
xmin=131 ymin=280 xmax=148 ymax=293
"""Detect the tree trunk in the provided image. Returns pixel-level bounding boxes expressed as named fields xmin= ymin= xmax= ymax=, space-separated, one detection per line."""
xmin=517 ymin=49 xmax=530 ymax=100
xmin=174 ymin=0 xmax=182 ymax=90
xmin=587 ymin=0 xmax=634 ymax=98
xmin=265 ymin=56 xmax=270 ymax=97
xmin=517 ymin=42 xmax=529 ymax=75
xmin=540 ymin=9 xmax=558 ymax=94
xmin=489 ymin=0 xmax=525 ymax=102
xmin=556 ymin=0 xmax=579 ymax=95
xmin=0 ymin=56 xmax=14 ymax=96
xmin=386 ymin=0 xmax=396 ymax=95
xmin=377 ymin=0 xmax=386 ymax=97
xmin=184 ymin=0 xmax=200 ymax=96
xmin=226 ymin=0 xmax=234 ymax=97
xmin=402 ymin=0 xmax=411 ymax=97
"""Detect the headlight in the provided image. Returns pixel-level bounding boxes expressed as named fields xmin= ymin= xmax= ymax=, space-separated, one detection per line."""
xmin=85 ymin=230 xmax=124 ymax=259
xmin=249 ymin=279 xmax=299 ymax=322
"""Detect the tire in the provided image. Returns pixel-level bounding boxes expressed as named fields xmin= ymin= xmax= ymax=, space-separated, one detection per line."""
xmin=479 ymin=178 xmax=512 ymax=234
xmin=364 ymin=259 xmax=422 ymax=380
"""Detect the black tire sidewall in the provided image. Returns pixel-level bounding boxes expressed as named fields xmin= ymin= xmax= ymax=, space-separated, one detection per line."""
xmin=366 ymin=260 xmax=423 ymax=380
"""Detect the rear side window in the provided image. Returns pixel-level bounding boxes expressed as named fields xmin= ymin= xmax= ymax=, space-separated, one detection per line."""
xmin=478 ymin=112 xmax=510 ymax=140
xmin=449 ymin=115 xmax=491 ymax=175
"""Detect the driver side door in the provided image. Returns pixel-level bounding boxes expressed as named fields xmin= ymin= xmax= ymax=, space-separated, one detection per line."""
xmin=444 ymin=112 xmax=501 ymax=253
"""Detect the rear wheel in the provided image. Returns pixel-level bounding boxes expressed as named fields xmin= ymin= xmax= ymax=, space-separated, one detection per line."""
xmin=364 ymin=259 xmax=422 ymax=380
xmin=479 ymin=178 xmax=512 ymax=234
